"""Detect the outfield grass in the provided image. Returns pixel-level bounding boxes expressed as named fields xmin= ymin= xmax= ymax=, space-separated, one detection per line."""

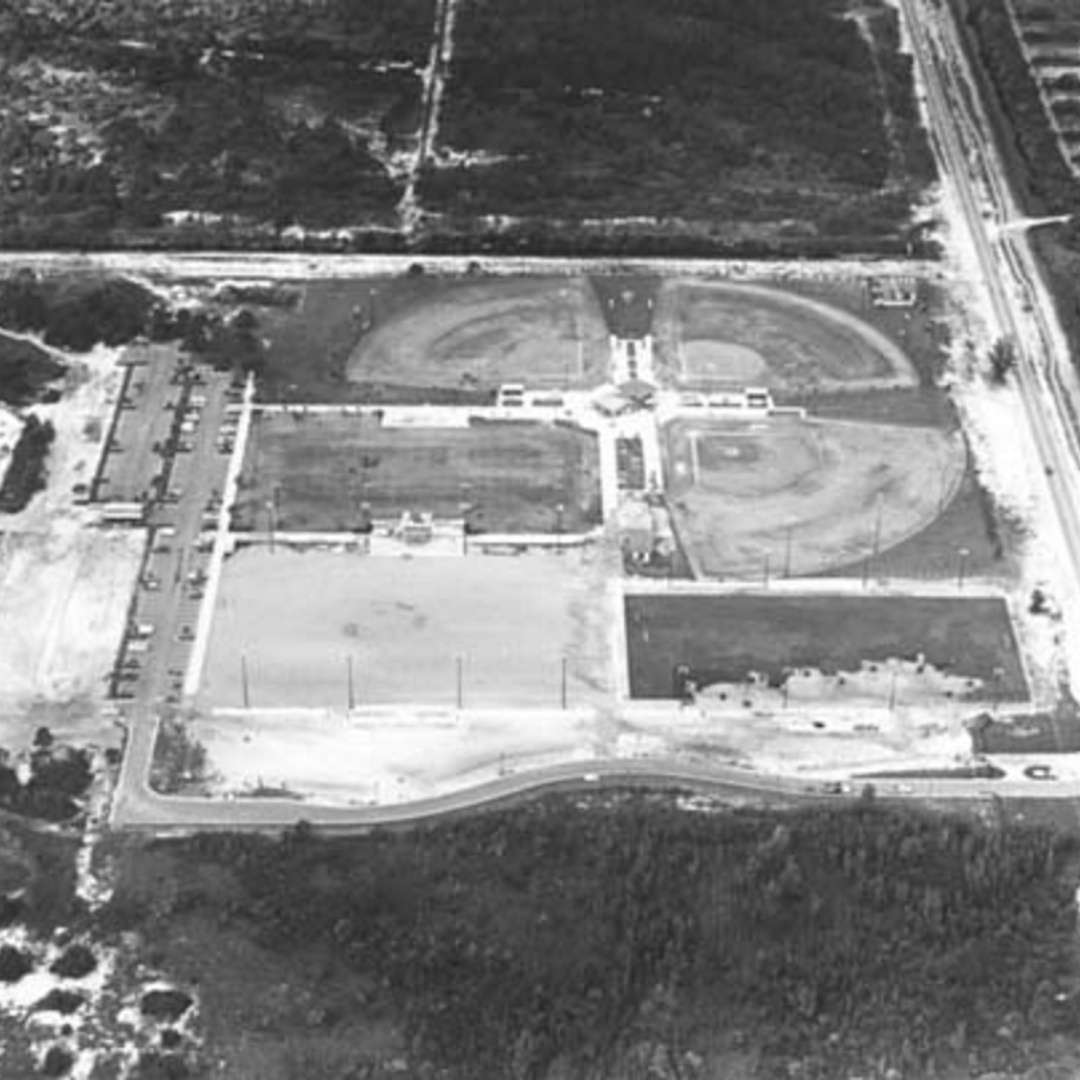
xmin=624 ymin=594 xmax=1027 ymax=700
xmin=234 ymin=413 xmax=602 ymax=534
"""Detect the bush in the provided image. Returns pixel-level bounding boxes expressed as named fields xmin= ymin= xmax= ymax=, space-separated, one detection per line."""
xmin=0 ymin=415 xmax=55 ymax=513
xmin=50 ymin=944 xmax=97 ymax=979
xmin=41 ymin=1045 xmax=74 ymax=1078
xmin=0 ymin=944 xmax=33 ymax=982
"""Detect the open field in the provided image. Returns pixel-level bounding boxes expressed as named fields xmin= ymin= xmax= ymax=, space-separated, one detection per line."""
xmin=662 ymin=415 xmax=966 ymax=579
xmin=347 ymin=277 xmax=610 ymax=394
xmin=624 ymin=594 xmax=1028 ymax=700
xmin=197 ymin=547 xmax=613 ymax=710
xmin=234 ymin=413 xmax=602 ymax=534
xmin=654 ymin=280 xmax=917 ymax=393
xmin=0 ymin=527 xmax=144 ymax=731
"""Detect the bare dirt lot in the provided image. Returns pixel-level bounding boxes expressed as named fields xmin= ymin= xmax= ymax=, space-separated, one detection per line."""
xmin=624 ymin=594 xmax=1027 ymax=701
xmin=653 ymin=280 xmax=917 ymax=393
xmin=234 ymin=413 xmax=602 ymax=534
xmin=197 ymin=547 xmax=613 ymax=710
xmin=662 ymin=415 xmax=966 ymax=579
xmin=0 ymin=527 xmax=144 ymax=730
xmin=346 ymin=277 xmax=610 ymax=393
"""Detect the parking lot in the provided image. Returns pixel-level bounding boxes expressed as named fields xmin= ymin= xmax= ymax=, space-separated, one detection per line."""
xmin=110 ymin=365 xmax=237 ymax=709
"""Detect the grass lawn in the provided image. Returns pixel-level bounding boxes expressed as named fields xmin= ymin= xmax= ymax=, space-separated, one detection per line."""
xmin=624 ymin=594 xmax=1028 ymax=699
xmin=235 ymin=414 xmax=602 ymax=534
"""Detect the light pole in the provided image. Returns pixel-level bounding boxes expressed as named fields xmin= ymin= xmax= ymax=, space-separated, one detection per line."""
xmin=555 ymin=502 xmax=565 ymax=551
xmin=783 ymin=524 xmax=793 ymax=579
xmin=872 ymin=493 xmax=884 ymax=560
xmin=956 ymin=547 xmax=970 ymax=591
xmin=561 ymin=655 xmax=568 ymax=710
xmin=762 ymin=553 xmax=770 ymax=588
xmin=456 ymin=655 xmax=464 ymax=710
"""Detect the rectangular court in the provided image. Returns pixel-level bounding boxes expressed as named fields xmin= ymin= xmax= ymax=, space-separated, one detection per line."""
xmin=625 ymin=594 xmax=1028 ymax=701
xmin=233 ymin=412 xmax=603 ymax=533
xmin=197 ymin=546 xmax=614 ymax=710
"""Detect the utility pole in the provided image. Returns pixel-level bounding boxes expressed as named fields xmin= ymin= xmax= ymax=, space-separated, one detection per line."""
xmin=783 ymin=524 xmax=793 ymax=579
xmin=347 ymin=655 xmax=355 ymax=711
xmin=456 ymin=655 xmax=464 ymax=710
xmin=956 ymin=547 xmax=970 ymax=591
xmin=241 ymin=652 xmax=250 ymax=709
xmin=561 ymin=655 xmax=568 ymax=710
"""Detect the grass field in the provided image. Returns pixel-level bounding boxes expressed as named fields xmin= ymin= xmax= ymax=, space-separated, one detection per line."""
xmin=662 ymin=415 xmax=966 ymax=578
xmin=197 ymin=547 xmax=613 ymax=710
xmin=653 ymin=280 xmax=917 ymax=393
xmin=346 ymin=277 xmax=610 ymax=394
xmin=234 ymin=413 xmax=602 ymax=534
xmin=624 ymin=594 xmax=1028 ymax=700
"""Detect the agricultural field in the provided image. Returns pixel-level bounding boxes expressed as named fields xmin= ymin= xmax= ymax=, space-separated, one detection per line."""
xmin=624 ymin=594 xmax=1028 ymax=700
xmin=233 ymin=413 xmax=602 ymax=534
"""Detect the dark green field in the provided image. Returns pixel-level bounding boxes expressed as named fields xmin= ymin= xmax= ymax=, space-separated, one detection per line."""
xmin=234 ymin=413 xmax=602 ymax=534
xmin=625 ymin=594 xmax=1028 ymax=699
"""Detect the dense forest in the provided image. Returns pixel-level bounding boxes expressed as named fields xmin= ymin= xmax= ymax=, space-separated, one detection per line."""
xmin=425 ymin=0 xmax=928 ymax=241
xmin=0 ymin=0 xmax=424 ymax=247
xmin=0 ymin=331 xmax=65 ymax=407
xmin=105 ymin=795 xmax=1080 ymax=1080
xmin=0 ymin=270 xmax=158 ymax=351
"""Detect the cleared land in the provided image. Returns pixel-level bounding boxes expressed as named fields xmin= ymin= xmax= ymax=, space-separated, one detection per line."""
xmin=662 ymin=415 xmax=966 ymax=578
xmin=654 ymin=280 xmax=917 ymax=393
xmin=347 ymin=277 xmax=610 ymax=393
xmin=197 ymin=547 xmax=613 ymax=710
xmin=0 ymin=528 xmax=144 ymax=730
xmin=234 ymin=413 xmax=602 ymax=534
xmin=624 ymin=594 xmax=1027 ymax=700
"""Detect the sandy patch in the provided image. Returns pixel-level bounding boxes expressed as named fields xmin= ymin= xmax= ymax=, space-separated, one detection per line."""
xmin=197 ymin=546 xmax=614 ymax=710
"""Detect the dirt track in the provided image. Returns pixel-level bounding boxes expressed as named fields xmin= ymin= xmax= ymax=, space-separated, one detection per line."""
xmin=663 ymin=415 xmax=966 ymax=578
xmin=346 ymin=277 xmax=610 ymax=391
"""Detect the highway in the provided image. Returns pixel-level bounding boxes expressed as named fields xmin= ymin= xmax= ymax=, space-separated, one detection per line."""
xmin=898 ymin=0 xmax=1080 ymax=676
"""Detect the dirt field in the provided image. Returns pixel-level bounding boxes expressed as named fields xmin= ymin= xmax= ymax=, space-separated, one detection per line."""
xmin=624 ymin=595 xmax=1027 ymax=700
xmin=653 ymin=280 xmax=917 ymax=393
xmin=346 ymin=277 xmax=610 ymax=392
xmin=663 ymin=415 xmax=966 ymax=578
xmin=0 ymin=527 xmax=144 ymax=731
xmin=197 ymin=547 xmax=613 ymax=710
xmin=234 ymin=413 xmax=602 ymax=533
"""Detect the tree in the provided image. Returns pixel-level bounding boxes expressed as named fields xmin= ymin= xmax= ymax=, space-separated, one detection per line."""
xmin=989 ymin=337 xmax=1018 ymax=383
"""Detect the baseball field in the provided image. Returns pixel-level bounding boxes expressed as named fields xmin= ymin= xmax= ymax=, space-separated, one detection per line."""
xmin=652 ymin=279 xmax=917 ymax=394
xmin=662 ymin=414 xmax=967 ymax=579
xmin=233 ymin=412 xmax=602 ymax=534
xmin=197 ymin=546 xmax=614 ymax=710
xmin=347 ymin=276 xmax=610 ymax=393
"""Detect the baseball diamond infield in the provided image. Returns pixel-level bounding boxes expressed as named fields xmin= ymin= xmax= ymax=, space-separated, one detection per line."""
xmin=653 ymin=279 xmax=918 ymax=393
xmin=346 ymin=277 xmax=610 ymax=392
xmin=663 ymin=415 xmax=967 ymax=579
